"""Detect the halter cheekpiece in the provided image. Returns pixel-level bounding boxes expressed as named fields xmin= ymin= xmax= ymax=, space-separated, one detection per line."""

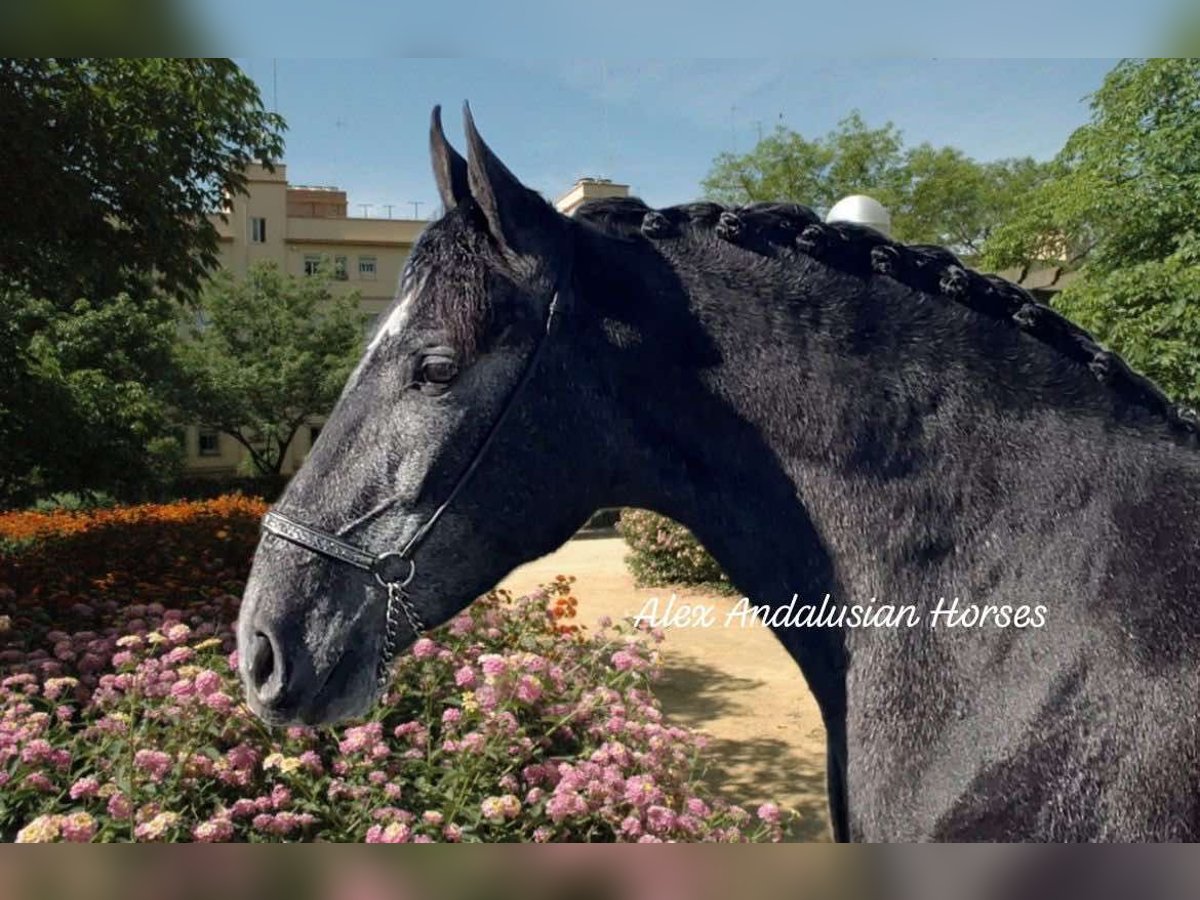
xmin=260 ymin=289 xmax=563 ymax=690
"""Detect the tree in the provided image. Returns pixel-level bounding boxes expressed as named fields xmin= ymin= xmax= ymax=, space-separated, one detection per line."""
xmin=0 ymin=58 xmax=285 ymax=303
xmin=0 ymin=58 xmax=284 ymax=507
xmin=703 ymin=113 xmax=907 ymax=215
xmin=0 ymin=289 xmax=183 ymax=507
xmin=175 ymin=263 xmax=367 ymax=476
xmin=702 ymin=111 xmax=1049 ymax=257
xmin=983 ymin=58 xmax=1200 ymax=407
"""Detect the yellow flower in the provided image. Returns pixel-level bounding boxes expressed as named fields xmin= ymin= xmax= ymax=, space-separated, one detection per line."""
xmin=193 ymin=638 xmax=222 ymax=652
xmin=462 ymin=691 xmax=479 ymax=713
xmin=16 ymin=815 xmax=62 ymax=843
xmin=146 ymin=632 xmax=166 ymax=646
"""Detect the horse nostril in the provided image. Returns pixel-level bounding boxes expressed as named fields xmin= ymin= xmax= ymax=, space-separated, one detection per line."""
xmin=249 ymin=630 xmax=278 ymax=698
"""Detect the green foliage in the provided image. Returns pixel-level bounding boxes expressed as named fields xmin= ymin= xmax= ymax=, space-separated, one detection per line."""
xmin=618 ymin=509 xmax=731 ymax=590
xmin=174 ymin=262 xmax=367 ymax=476
xmin=703 ymin=112 xmax=1050 ymax=256
xmin=1055 ymin=235 xmax=1200 ymax=410
xmin=0 ymin=290 xmax=183 ymax=508
xmin=983 ymin=58 xmax=1200 ymax=406
xmin=0 ymin=58 xmax=285 ymax=303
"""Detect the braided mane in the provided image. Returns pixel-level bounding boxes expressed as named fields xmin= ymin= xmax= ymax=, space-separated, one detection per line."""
xmin=574 ymin=196 xmax=1199 ymax=448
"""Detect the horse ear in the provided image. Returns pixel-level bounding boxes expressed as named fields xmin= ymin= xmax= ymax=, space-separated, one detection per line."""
xmin=429 ymin=105 xmax=468 ymax=211
xmin=462 ymin=102 xmax=561 ymax=258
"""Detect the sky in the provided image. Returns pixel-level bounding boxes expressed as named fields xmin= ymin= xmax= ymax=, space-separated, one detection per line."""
xmin=229 ymin=59 xmax=1120 ymax=221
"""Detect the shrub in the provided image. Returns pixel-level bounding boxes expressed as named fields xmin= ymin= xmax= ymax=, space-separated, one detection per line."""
xmin=0 ymin=500 xmax=789 ymax=842
xmin=618 ymin=510 xmax=731 ymax=590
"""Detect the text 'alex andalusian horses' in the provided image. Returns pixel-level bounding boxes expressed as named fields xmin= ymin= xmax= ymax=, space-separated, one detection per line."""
xmin=238 ymin=105 xmax=1200 ymax=841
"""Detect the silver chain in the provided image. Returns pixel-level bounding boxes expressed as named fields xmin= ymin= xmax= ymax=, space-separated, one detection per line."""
xmin=375 ymin=581 xmax=426 ymax=690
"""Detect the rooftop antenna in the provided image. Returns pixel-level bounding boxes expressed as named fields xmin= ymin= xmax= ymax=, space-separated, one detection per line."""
xmin=382 ymin=204 xmax=395 ymax=219
xmin=409 ymin=200 xmax=423 ymax=219
xmin=601 ymin=59 xmax=613 ymax=179
xmin=272 ymin=59 xmax=278 ymax=112
xmin=358 ymin=203 xmax=372 ymax=218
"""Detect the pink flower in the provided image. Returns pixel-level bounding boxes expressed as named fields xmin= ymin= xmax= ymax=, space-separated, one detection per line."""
xmin=442 ymin=824 xmax=463 ymax=842
xmin=298 ymin=751 xmax=324 ymax=774
xmin=193 ymin=817 xmax=234 ymax=842
xmin=545 ymin=791 xmax=587 ymax=823
xmin=646 ymin=805 xmax=676 ymax=833
xmin=339 ymin=722 xmax=382 ymax=755
xmin=480 ymin=794 xmax=521 ymax=821
xmin=479 ymin=654 xmax=506 ymax=677
xmin=365 ymin=822 xmax=411 ymax=843
xmin=620 ymin=816 xmax=642 ymax=838
xmin=685 ymin=797 xmax=710 ymax=818
xmin=271 ymin=784 xmax=292 ymax=809
xmin=106 ymin=792 xmax=132 ymax=819
xmin=69 ymin=776 xmax=100 ymax=800
xmin=134 ymin=749 xmax=173 ymax=782
xmin=453 ymin=666 xmax=477 ymax=688
xmin=23 ymin=772 xmax=53 ymax=792
xmin=623 ymin=775 xmax=663 ymax=808
xmin=411 ymin=638 xmax=438 ymax=659
xmin=226 ymin=743 xmax=259 ymax=771
xmin=229 ymin=799 xmax=257 ymax=819
xmin=202 ymin=691 xmax=233 ymax=714
xmin=515 ymin=675 xmax=542 ymax=704
xmin=134 ymin=812 xmax=178 ymax=841
xmin=20 ymin=739 xmax=53 ymax=764
xmin=611 ymin=650 xmax=640 ymax=672
xmin=163 ymin=646 xmax=192 ymax=666
xmin=194 ymin=669 xmax=222 ymax=696
xmin=756 ymin=802 xmax=781 ymax=825
xmin=441 ymin=708 xmax=462 ymax=725
xmin=61 ymin=812 xmax=97 ymax=842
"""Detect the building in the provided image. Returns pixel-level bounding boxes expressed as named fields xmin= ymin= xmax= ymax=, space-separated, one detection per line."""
xmin=184 ymin=163 xmax=630 ymax=476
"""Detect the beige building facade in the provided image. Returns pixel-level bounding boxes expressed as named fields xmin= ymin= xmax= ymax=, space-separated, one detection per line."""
xmin=184 ymin=163 xmax=629 ymax=476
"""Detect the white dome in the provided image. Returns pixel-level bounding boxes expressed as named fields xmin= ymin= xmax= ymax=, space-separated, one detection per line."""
xmin=825 ymin=194 xmax=891 ymax=237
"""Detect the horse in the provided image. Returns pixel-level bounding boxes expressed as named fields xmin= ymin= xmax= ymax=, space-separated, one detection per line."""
xmin=237 ymin=105 xmax=1200 ymax=841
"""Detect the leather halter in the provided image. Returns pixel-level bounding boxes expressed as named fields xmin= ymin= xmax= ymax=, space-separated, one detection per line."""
xmin=260 ymin=289 xmax=562 ymax=689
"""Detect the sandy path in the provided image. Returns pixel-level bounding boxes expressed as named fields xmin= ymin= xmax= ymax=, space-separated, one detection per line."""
xmin=498 ymin=535 xmax=831 ymax=841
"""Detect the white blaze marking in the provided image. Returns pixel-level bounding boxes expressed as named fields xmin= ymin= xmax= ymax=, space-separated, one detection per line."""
xmin=347 ymin=285 xmax=417 ymax=391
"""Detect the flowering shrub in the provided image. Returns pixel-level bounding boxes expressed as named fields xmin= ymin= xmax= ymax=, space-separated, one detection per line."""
xmin=0 ymin=500 xmax=789 ymax=842
xmin=618 ymin=509 xmax=731 ymax=589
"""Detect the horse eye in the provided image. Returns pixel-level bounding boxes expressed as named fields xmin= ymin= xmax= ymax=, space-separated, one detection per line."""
xmin=419 ymin=357 xmax=458 ymax=385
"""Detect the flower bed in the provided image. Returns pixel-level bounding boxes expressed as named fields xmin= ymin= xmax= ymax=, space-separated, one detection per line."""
xmin=0 ymin=499 xmax=787 ymax=842
xmin=618 ymin=509 xmax=732 ymax=589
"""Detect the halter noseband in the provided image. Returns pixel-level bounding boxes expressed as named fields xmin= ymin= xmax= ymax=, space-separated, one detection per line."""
xmin=260 ymin=288 xmax=563 ymax=690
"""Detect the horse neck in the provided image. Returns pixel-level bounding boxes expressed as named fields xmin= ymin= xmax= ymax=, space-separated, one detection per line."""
xmin=597 ymin=237 xmax=1177 ymax=681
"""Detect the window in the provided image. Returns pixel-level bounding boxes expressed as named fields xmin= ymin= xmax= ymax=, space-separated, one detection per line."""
xmin=304 ymin=254 xmax=323 ymax=276
xmin=250 ymin=217 xmax=267 ymax=243
xmin=334 ymin=255 xmax=349 ymax=281
xmin=309 ymin=425 xmax=322 ymax=446
xmin=358 ymin=256 xmax=377 ymax=280
xmin=198 ymin=429 xmax=221 ymax=457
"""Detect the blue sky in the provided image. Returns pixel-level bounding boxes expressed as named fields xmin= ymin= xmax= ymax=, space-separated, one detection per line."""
xmin=231 ymin=59 xmax=1120 ymax=220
